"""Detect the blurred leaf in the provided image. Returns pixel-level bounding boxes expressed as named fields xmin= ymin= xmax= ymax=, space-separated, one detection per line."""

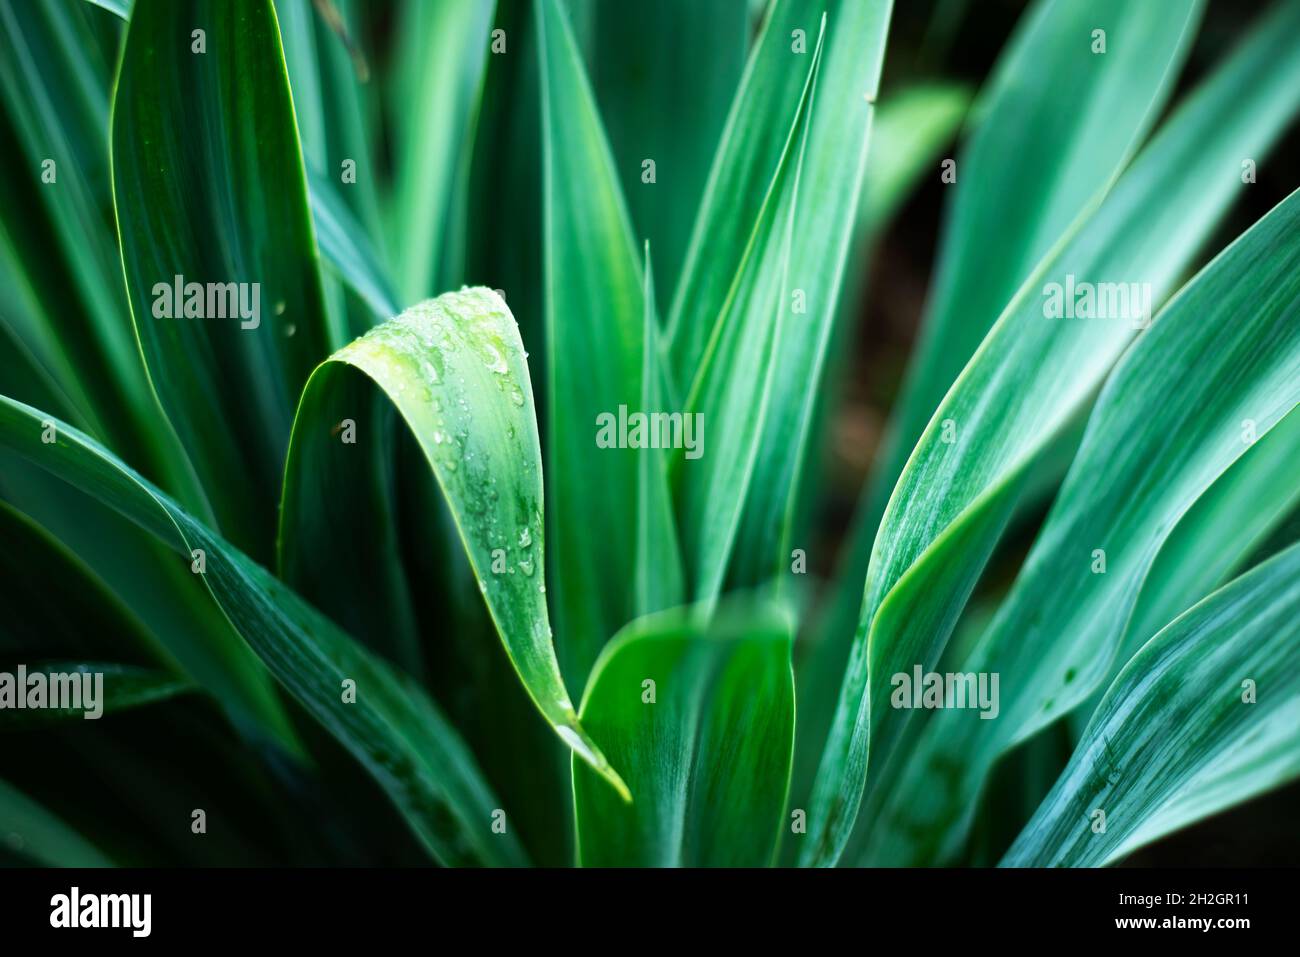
xmin=634 ymin=248 xmax=683 ymax=618
xmin=576 ymin=0 xmax=748 ymax=303
xmin=804 ymin=0 xmax=1300 ymax=867
xmin=277 ymin=0 xmax=387 ymax=341
xmin=0 ymin=459 xmax=301 ymax=752
xmin=85 ymin=0 xmax=129 ymax=16
xmin=309 ymin=167 xmax=400 ymax=322
xmin=574 ymin=600 xmax=795 ymax=866
xmin=0 ymin=777 xmax=112 ymax=866
xmin=867 ymin=0 xmax=1203 ymax=519
xmin=859 ymin=82 xmax=970 ymax=235
xmin=0 ymin=394 xmax=528 ymax=866
xmin=279 ymin=287 xmax=630 ymax=802
xmin=111 ymin=0 xmax=329 ymax=562
xmin=0 ymin=664 xmax=192 ymax=729
xmin=387 ymin=0 xmax=494 ymax=300
xmin=1003 ymin=541 xmax=1300 ymax=867
xmin=871 ymin=183 xmax=1300 ymax=867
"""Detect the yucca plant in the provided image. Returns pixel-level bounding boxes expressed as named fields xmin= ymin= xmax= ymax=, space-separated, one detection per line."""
xmin=1 ymin=0 xmax=1298 ymax=869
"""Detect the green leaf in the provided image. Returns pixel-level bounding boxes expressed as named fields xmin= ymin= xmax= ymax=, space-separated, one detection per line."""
xmin=277 ymin=0 xmax=388 ymax=342
xmin=674 ymin=18 xmax=823 ymax=606
xmin=278 ymin=287 xmax=630 ymax=802
xmin=1128 ymin=404 xmax=1300 ymax=642
xmin=573 ymin=600 xmax=795 ymax=866
xmin=0 ymin=393 xmax=528 ymax=866
xmin=309 ymin=167 xmax=401 ymax=323
xmin=574 ymin=0 xmax=749 ymax=303
xmin=0 ymin=777 xmax=112 ymax=866
xmin=634 ymin=247 xmax=684 ymax=618
xmin=824 ymin=0 xmax=1205 ymax=670
xmin=1067 ymin=405 xmax=1300 ymax=737
xmin=727 ymin=0 xmax=893 ymax=587
xmin=666 ymin=0 xmax=828 ymax=384
xmin=870 ymin=183 xmax=1300 ymax=867
xmin=0 ymin=664 xmax=192 ymax=729
xmin=535 ymin=0 xmax=645 ymax=683
xmin=860 ymin=0 xmax=1204 ymax=533
xmin=387 ymin=0 xmax=494 ymax=300
xmin=0 ymin=458 xmax=301 ymax=752
xmin=858 ymin=83 xmax=971 ymax=236
xmin=1003 ymin=541 xmax=1300 ymax=867
xmin=111 ymin=0 xmax=330 ymax=562
xmin=803 ymin=0 xmax=1300 ymax=867
xmin=0 ymin=0 xmax=203 ymax=505
xmin=85 ymin=0 xmax=129 ymax=17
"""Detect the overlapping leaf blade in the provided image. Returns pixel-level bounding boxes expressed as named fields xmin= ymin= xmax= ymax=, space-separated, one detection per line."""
xmin=634 ymin=248 xmax=684 ymax=618
xmin=856 ymin=0 xmax=1204 ymax=541
xmin=574 ymin=600 xmax=795 ymax=866
xmin=0 ymin=0 xmax=201 ymax=502
xmin=674 ymin=20 xmax=823 ymax=607
xmin=867 ymin=184 xmax=1300 ymax=866
xmin=728 ymin=0 xmax=892 ymax=587
xmin=0 ymin=394 xmax=527 ymax=866
xmin=277 ymin=0 xmax=389 ymax=341
xmin=536 ymin=0 xmax=646 ymax=683
xmin=818 ymin=0 xmax=1205 ymax=685
xmin=572 ymin=0 xmax=748 ymax=304
xmin=803 ymin=0 xmax=1300 ymax=867
xmin=1003 ymin=541 xmax=1300 ymax=867
xmin=111 ymin=0 xmax=329 ymax=561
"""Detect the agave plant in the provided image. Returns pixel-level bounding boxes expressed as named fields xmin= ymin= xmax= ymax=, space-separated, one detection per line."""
xmin=1 ymin=0 xmax=1298 ymax=870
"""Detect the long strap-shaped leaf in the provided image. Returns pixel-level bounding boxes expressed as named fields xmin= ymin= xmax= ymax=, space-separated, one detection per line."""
xmin=308 ymin=167 xmax=401 ymax=324
xmin=727 ymin=0 xmax=892 ymax=587
xmin=801 ymin=0 xmax=1300 ymax=866
xmin=71 ymin=0 xmax=399 ymax=335
xmin=1002 ymin=541 xmax=1300 ymax=867
xmin=635 ymin=247 xmax=684 ymax=619
xmin=387 ymin=0 xmax=494 ymax=300
xmin=111 ymin=0 xmax=330 ymax=562
xmin=0 ymin=0 xmax=203 ymax=506
xmin=278 ymin=287 xmax=630 ymax=802
xmin=535 ymin=0 xmax=647 ymax=684
xmin=667 ymin=0 xmax=832 ymax=383
xmin=1117 ymin=408 xmax=1300 ymax=685
xmin=674 ymin=19 xmax=823 ymax=607
xmin=813 ymin=0 xmax=1207 ymax=717
xmin=568 ymin=0 xmax=748 ymax=306
xmin=0 ymin=394 xmax=527 ymax=866
xmin=852 ymin=0 xmax=1203 ymax=557
xmin=574 ymin=601 xmax=795 ymax=867
xmin=867 ymin=185 xmax=1300 ymax=866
